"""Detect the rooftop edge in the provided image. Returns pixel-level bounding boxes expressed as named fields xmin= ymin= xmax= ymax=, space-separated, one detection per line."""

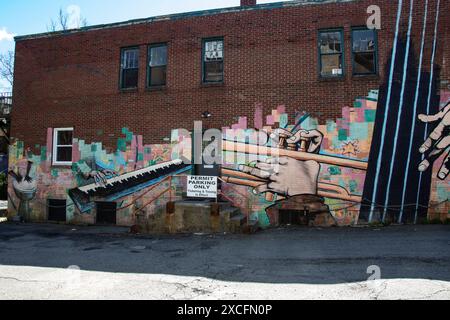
xmin=15 ymin=0 xmax=358 ymax=42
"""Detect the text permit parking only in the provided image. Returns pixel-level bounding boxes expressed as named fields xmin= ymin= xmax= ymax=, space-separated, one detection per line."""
xmin=187 ymin=176 xmax=218 ymax=199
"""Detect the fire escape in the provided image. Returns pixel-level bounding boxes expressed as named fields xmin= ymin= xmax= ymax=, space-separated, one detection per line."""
xmin=0 ymin=92 xmax=11 ymax=205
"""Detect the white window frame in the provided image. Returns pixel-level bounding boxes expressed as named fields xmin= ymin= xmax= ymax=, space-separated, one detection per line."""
xmin=52 ymin=128 xmax=74 ymax=166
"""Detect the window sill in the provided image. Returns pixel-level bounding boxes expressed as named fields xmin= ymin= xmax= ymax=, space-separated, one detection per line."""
xmin=352 ymin=74 xmax=379 ymax=80
xmin=201 ymin=82 xmax=225 ymax=88
xmin=119 ymin=88 xmax=138 ymax=93
xmin=146 ymin=86 xmax=167 ymax=92
xmin=318 ymin=76 xmax=346 ymax=82
xmin=51 ymin=163 xmax=73 ymax=169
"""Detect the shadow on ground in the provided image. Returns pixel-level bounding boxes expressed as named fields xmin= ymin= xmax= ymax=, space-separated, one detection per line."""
xmin=0 ymin=223 xmax=449 ymax=285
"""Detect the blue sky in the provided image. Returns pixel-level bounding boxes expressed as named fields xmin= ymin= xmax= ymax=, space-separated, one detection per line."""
xmin=0 ymin=0 xmax=282 ymax=90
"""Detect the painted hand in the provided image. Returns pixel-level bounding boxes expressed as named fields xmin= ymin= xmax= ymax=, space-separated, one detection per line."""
xmin=89 ymin=169 xmax=118 ymax=186
xmin=418 ymin=102 xmax=450 ymax=180
xmin=270 ymin=128 xmax=323 ymax=153
xmin=239 ymin=157 xmax=320 ymax=197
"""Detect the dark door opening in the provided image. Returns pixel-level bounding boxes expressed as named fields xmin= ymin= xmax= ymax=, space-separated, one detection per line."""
xmin=279 ymin=209 xmax=309 ymax=226
xmin=47 ymin=199 xmax=67 ymax=222
xmin=96 ymin=202 xmax=117 ymax=225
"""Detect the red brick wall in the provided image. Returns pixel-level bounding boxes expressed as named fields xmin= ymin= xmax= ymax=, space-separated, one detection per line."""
xmin=11 ymin=0 xmax=446 ymax=149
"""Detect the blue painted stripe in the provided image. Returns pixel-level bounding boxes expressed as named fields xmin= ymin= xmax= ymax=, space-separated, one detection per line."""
xmin=368 ymin=0 xmax=403 ymax=222
xmin=382 ymin=0 xmax=415 ymax=223
xmin=414 ymin=0 xmax=440 ymax=223
xmin=399 ymin=0 xmax=429 ymax=222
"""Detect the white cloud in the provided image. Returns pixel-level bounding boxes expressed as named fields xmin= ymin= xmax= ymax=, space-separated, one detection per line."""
xmin=0 ymin=28 xmax=15 ymax=42
xmin=67 ymin=5 xmax=82 ymax=29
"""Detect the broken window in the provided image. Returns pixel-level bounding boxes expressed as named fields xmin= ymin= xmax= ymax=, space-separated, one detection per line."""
xmin=203 ymin=39 xmax=224 ymax=83
xmin=120 ymin=47 xmax=139 ymax=89
xmin=319 ymin=30 xmax=344 ymax=77
xmin=352 ymin=28 xmax=377 ymax=75
xmin=53 ymin=128 xmax=73 ymax=166
xmin=148 ymin=44 xmax=168 ymax=87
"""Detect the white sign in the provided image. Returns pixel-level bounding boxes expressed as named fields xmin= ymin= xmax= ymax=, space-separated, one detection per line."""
xmin=187 ymin=176 xmax=218 ymax=199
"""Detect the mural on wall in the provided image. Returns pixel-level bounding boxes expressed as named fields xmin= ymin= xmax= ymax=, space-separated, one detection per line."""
xmin=360 ymin=0 xmax=447 ymax=224
xmin=7 ymin=0 xmax=448 ymax=229
xmin=8 ymin=159 xmax=36 ymax=220
xmin=69 ymin=156 xmax=190 ymax=213
xmin=418 ymin=101 xmax=449 ymax=181
xmin=7 ymin=87 xmax=448 ymax=228
xmin=8 ymin=130 xmax=191 ymax=226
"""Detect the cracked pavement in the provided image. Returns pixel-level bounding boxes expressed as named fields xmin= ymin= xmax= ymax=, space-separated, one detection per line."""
xmin=0 ymin=223 xmax=449 ymax=300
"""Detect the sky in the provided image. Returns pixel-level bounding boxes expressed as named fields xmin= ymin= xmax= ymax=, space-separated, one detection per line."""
xmin=0 ymin=0 xmax=283 ymax=90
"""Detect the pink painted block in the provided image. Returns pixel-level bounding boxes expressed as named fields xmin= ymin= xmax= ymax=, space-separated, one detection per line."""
xmin=366 ymin=100 xmax=378 ymax=109
xmin=238 ymin=117 xmax=248 ymax=129
xmin=137 ymin=135 xmax=144 ymax=153
xmin=322 ymin=137 xmax=330 ymax=150
xmin=266 ymin=115 xmax=275 ymax=125
xmin=277 ymin=105 xmax=286 ymax=114
xmin=342 ymin=107 xmax=350 ymax=121
xmin=357 ymin=109 xmax=365 ymax=122
xmin=440 ymin=92 xmax=450 ymax=106
xmin=46 ymin=128 xmax=53 ymax=156
xmin=254 ymin=103 xmax=263 ymax=129
xmin=72 ymin=142 xmax=80 ymax=163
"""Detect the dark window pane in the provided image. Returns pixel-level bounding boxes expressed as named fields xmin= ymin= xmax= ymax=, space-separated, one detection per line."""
xmin=122 ymin=68 xmax=139 ymax=88
xmin=353 ymin=30 xmax=375 ymax=52
xmin=57 ymin=130 xmax=73 ymax=145
xmin=204 ymin=61 xmax=223 ymax=82
xmin=56 ymin=147 xmax=72 ymax=162
xmin=354 ymin=52 xmax=376 ymax=74
xmin=150 ymin=66 xmax=166 ymax=86
xmin=150 ymin=46 xmax=167 ymax=67
xmin=319 ymin=32 xmax=342 ymax=54
xmin=320 ymin=54 xmax=343 ymax=76
xmin=121 ymin=48 xmax=139 ymax=89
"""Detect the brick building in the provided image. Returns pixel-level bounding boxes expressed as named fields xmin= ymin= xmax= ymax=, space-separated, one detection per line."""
xmin=8 ymin=0 xmax=449 ymax=229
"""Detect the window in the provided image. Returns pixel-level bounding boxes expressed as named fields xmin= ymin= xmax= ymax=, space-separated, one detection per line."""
xmin=148 ymin=44 xmax=168 ymax=87
xmin=120 ymin=47 xmax=139 ymax=89
xmin=318 ymin=30 xmax=344 ymax=77
xmin=53 ymin=128 xmax=73 ymax=166
xmin=203 ymin=39 xmax=224 ymax=83
xmin=352 ymin=28 xmax=378 ymax=75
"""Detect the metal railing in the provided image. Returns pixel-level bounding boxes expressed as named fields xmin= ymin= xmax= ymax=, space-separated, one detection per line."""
xmin=0 ymin=92 xmax=12 ymax=116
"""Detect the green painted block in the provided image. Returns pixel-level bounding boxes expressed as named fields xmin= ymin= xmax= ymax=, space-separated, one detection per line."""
xmin=328 ymin=166 xmax=342 ymax=175
xmin=137 ymin=153 xmax=144 ymax=161
xmin=349 ymin=180 xmax=358 ymax=193
xmin=40 ymin=146 xmax=47 ymax=161
xmin=126 ymin=132 xmax=133 ymax=142
xmin=338 ymin=129 xmax=348 ymax=141
xmin=353 ymin=101 xmax=362 ymax=108
xmin=51 ymin=169 xmax=59 ymax=177
xmin=121 ymin=127 xmax=129 ymax=135
xmin=279 ymin=114 xmax=289 ymax=128
xmin=365 ymin=109 xmax=377 ymax=122
xmin=117 ymin=139 xmax=126 ymax=152
xmin=91 ymin=144 xmax=97 ymax=152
